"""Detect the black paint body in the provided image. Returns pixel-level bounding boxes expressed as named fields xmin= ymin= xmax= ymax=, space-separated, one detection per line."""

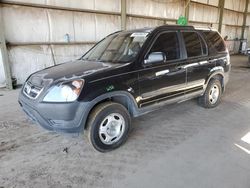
xmin=18 ymin=25 xmax=231 ymax=133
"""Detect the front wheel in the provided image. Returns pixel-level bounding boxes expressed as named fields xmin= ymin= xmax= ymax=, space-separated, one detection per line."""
xmin=86 ymin=102 xmax=131 ymax=152
xmin=199 ymin=78 xmax=222 ymax=108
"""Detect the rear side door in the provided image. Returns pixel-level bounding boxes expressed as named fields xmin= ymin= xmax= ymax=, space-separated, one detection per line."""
xmin=180 ymin=31 xmax=215 ymax=94
xmin=137 ymin=31 xmax=187 ymax=107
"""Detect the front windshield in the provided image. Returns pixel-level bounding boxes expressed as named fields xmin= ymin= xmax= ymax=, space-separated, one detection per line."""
xmin=82 ymin=32 xmax=149 ymax=63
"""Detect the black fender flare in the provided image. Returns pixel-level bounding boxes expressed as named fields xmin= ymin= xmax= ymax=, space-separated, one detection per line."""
xmin=81 ymin=91 xmax=139 ymax=129
xmin=205 ymin=66 xmax=225 ymax=92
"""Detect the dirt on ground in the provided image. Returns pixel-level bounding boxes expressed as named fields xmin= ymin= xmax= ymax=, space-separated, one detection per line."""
xmin=0 ymin=55 xmax=250 ymax=188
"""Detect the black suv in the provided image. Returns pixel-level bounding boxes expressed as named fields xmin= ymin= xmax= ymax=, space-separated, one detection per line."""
xmin=19 ymin=25 xmax=230 ymax=152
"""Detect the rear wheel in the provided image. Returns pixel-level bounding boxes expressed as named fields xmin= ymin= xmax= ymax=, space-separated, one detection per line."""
xmin=86 ymin=102 xmax=131 ymax=152
xmin=199 ymin=78 xmax=222 ymax=108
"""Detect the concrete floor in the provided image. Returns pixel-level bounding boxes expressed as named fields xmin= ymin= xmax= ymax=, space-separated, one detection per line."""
xmin=0 ymin=55 xmax=250 ymax=188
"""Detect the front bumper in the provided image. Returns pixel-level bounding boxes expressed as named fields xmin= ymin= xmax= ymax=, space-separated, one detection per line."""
xmin=18 ymin=91 xmax=90 ymax=134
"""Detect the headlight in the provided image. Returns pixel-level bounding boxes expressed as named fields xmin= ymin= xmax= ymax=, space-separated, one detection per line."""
xmin=43 ymin=79 xmax=84 ymax=102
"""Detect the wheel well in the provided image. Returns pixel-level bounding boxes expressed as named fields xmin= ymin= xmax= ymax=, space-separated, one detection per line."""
xmin=212 ymin=74 xmax=224 ymax=92
xmin=84 ymin=95 xmax=135 ymax=130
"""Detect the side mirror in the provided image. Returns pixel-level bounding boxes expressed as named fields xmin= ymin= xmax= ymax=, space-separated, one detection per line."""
xmin=144 ymin=52 xmax=166 ymax=64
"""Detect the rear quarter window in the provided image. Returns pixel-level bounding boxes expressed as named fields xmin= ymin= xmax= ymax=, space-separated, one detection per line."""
xmin=202 ymin=31 xmax=226 ymax=53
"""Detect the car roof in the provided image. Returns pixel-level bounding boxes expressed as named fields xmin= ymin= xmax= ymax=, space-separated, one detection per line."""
xmin=120 ymin=25 xmax=217 ymax=34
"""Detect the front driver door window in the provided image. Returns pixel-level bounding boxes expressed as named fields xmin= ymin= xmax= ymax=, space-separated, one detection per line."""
xmin=138 ymin=31 xmax=186 ymax=107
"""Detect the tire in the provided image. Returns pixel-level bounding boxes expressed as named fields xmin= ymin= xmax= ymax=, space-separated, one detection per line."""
xmin=86 ymin=102 xmax=131 ymax=152
xmin=199 ymin=78 xmax=222 ymax=108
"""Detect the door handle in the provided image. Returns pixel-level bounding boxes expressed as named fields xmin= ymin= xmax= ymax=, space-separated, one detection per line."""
xmin=155 ymin=69 xmax=169 ymax=77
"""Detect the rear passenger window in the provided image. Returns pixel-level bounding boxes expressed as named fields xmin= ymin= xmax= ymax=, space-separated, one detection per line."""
xmin=182 ymin=32 xmax=203 ymax=57
xmin=203 ymin=31 xmax=226 ymax=52
xmin=150 ymin=32 xmax=180 ymax=61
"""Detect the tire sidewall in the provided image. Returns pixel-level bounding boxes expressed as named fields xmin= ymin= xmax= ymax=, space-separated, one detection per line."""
xmin=89 ymin=104 xmax=131 ymax=152
xmin=206 ymin=79 xmax=222 ymax=107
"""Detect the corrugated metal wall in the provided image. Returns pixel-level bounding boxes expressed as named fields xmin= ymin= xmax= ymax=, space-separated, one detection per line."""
xmin=0 ymin=0 xmax=249 ymax=85
xmin=1 ymin=1 xmax=122 ymax=84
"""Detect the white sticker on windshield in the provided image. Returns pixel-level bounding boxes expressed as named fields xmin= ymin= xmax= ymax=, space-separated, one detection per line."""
xmin=130 ymin=32 xmax=148 ymax=38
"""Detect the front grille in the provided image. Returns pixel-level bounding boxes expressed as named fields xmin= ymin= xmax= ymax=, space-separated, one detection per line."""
xmin=23 ymin=81 xmax=43 ymax=99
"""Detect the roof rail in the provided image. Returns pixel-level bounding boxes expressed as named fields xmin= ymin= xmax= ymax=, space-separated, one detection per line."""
xmin=157 ymin=24 xmax=194 ymax=29
xmin=193 ymin=26 xmax=217 ymax=31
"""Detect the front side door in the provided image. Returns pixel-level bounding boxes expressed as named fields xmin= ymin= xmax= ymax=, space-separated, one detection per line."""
xmin=137 ymin=31 xmax=187 ymax=108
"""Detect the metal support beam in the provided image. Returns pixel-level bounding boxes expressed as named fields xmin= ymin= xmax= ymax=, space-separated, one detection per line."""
xmin=190 ymin=0 xmax=218 ymax=9
xmin=241 ymin=0 xmax=249 ymax=39
xmin=185 ymin=0 xmax=190 ymax=23
xmin=0 ymin=8 xmax=13 ymax=89
xmin=1 ymin=1 xmax=121 ymax=16
xmin=121 ymin=0 xmax=126 ymax=30
xmin=218 ymin=0 xmax=225 ymax=33
xmin=7 ymin=41 xmax=96 ymax=47
xmin=127 ymin=13 xmax=176 ymax=22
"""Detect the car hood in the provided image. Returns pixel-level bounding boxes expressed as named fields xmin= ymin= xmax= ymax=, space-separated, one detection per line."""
xmin=29 ymin=60 xmax=123 ymax=85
